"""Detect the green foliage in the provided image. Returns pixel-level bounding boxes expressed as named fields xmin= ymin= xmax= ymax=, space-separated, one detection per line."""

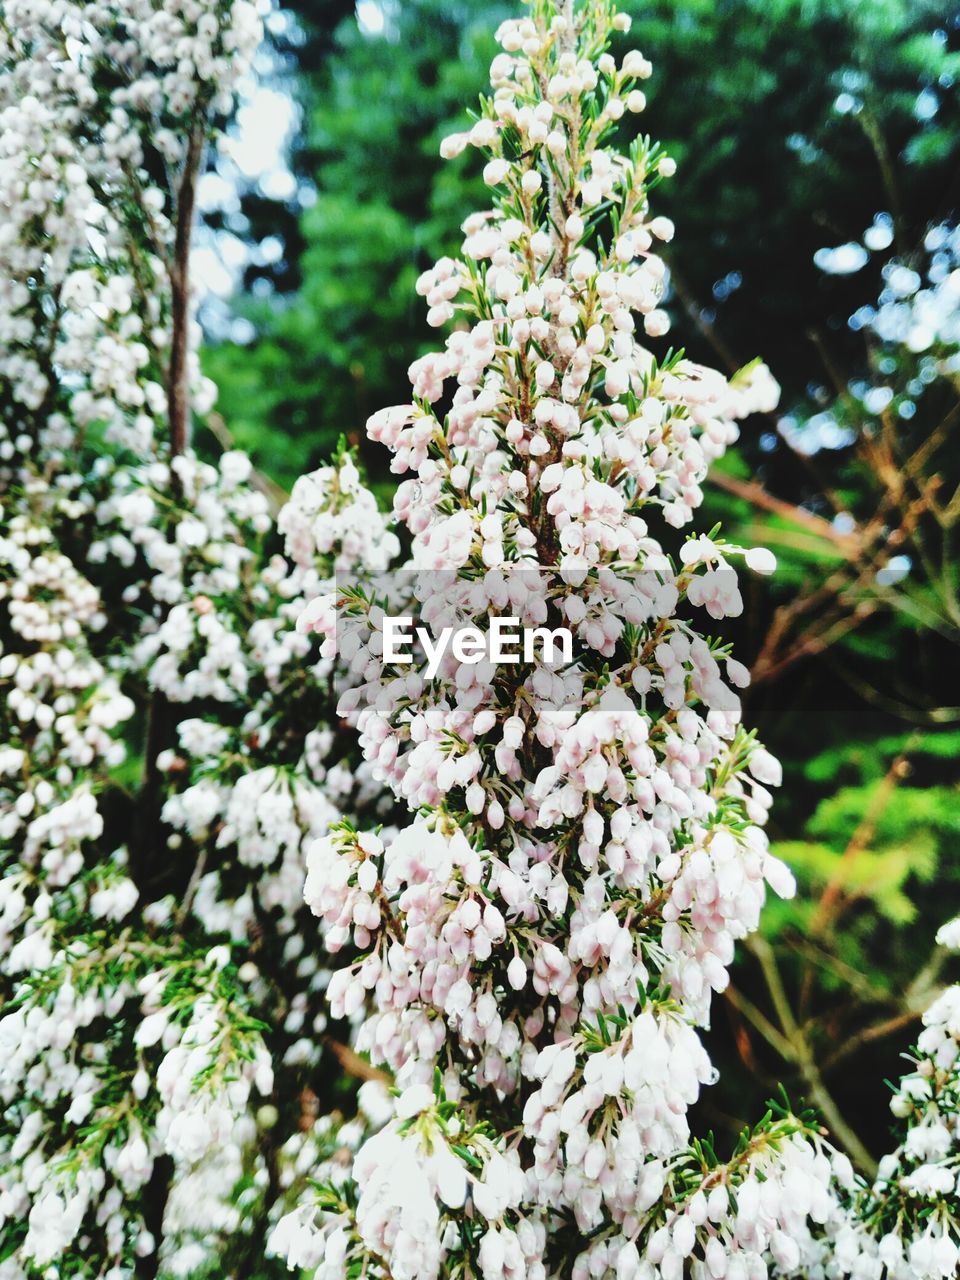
xmin=766 ymin=730 xmax=960 ymax=935
xmin=774 ymin=833 xmax=937 ymax=926
xmin=210 ymin=0 xmax=513 ymax=486
xmin=805 ymin=731 xmax=960 ymax=784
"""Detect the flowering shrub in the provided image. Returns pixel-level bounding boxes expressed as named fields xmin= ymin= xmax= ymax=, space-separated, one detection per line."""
xmin=271 ymin=3 xmax=960 ymax=1279
xmin=0 ymin=2 xmax=957 ymax=1279
xmin=0 ymin=3 xmax=397 ymax=1275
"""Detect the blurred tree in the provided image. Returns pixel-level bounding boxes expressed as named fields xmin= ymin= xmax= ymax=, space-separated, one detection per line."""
xmin=206 ymin=0 xmax=960 ymax=488
xmin=698 ymin=225 xmax=960 ymax=1161
xmin=204 ymin=0 xmax=512 ymax=483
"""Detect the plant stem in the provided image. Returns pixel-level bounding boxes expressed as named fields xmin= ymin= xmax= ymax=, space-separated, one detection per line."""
xmin=137 ymin=119 xmax=207 ymax=883
xmin=167 ymin=120 xmax=206 ymax=457
xmin=811 ymin=743 xmax=915 ymax=934
xmin=749 ymin=936 xmax=878 ymax=1178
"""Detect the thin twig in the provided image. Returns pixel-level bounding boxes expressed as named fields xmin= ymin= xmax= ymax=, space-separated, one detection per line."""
xmin=708 ymin=468 xmax=859 ymax=554
xmin=749 ymin=937 xmax=878 ymax=1177
xmin=175 ymin=844 xmax=209 ymax=928
xmin=205 ymin=411 xmax=289 ymax=517
xmin=724 ymin=982 xmax=794 ymax=1061
xmin=821 ymin=1009 xmax=922 ymax=1074
xmin=324 ymin=1037 xmax=390 ymax=1084
xmin=811 ymin=743 xmax=915 ymax=934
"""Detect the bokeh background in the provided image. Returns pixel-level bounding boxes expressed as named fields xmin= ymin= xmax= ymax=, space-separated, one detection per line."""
xmin=197 ymin=0 xmax=960 ymax=1175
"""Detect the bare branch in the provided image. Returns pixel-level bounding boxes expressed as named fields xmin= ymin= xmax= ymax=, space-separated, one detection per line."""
xmin=167 ymin=120 xmax=206 ymax=457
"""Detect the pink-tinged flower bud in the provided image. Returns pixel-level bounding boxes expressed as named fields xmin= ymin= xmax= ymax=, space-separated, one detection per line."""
xmin=507 ymin=955 xmax=527 ymax=990
xmin=649 ymin=216 xmax=675 ymax=242
xmin=749 ymin=746 xmax=782 ymax=785
xmin=744 ymin=546 xmax=777 ymax=574
xmin=763 ymin=854 xmax=796 ymax=899
xmin=440 ymin=132 xmax=469 ymax=159
xmin=565 ymin=213 xmax=585 ymax=239
xmin=605 ymin=361 xmax=631 ymax=398
xmin=622 ymin=50 xmax=652 ymax=78
xmin=643 ymin=309 xmax=670 ymax=337
xmin=483 ymin=158 xmax=511 ymax=185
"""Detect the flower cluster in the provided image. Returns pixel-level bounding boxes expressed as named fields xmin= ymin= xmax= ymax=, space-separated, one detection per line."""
xmin=826 ymin=916 xmax=960 ymax=1280
xmin=0 ymin=440 xmax=393 ymax=1273
xmin=3 ymin=1 xmax=958 ymax=1277
xmin=0 ymin=2 xmax=401 ymax=1275
xmin=275 ymin=4 xmax=960 ymax=1279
